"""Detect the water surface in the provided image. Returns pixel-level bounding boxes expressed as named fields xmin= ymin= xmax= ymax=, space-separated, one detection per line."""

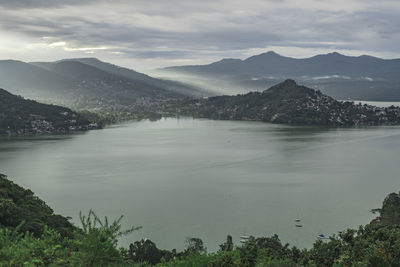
xmin=1 ymin=118 xmax=400 ymax=251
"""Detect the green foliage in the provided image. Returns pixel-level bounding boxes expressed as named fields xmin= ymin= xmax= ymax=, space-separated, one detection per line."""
xmin=0 ymin=211 xmax=141 ymax=267
xmin=129 ymin=238 xmax=175 ymax=265
xmin=310 ymin=238 xmax=342 ymax=266
xmin=208 ymin=251 xmax=240 ymax=266
xmin=239 ymin=237 xmax=258 ymax=266
xmin=219 ymin=235 xmax=234 ymax=252
xmin=72 ymin=209 xmax=142 ymax=266
xmin=184 ymin=237 xmax=206 ymax=255
xmin=0 ymin=174 xmax=75 ymax=237
xmin=3 ymin=174 xmax=400 ymax=266
xmin=380 ymin=192 xmax=400 ymax=225
xmin=0 ymin=226 xmax=71 ymax=266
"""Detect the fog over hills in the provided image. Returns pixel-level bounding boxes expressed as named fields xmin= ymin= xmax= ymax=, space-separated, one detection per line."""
xmin=0 ymin=58 xmax=208 ymax=113
xmin=0 ymin=60 xmax=73 ymax=100
xmin=157 ymin=51 xmax=400 ymax=101
xmin=56 ymin=58 xmax=211 ymax=97
xmin=0 ymin=87 xmax=94 ymax=134
xmin=1 ymin=52 xmax=400 ymax=112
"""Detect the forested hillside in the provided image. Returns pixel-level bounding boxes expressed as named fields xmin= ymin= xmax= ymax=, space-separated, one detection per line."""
xmin=0 ymin=88 xmax=98 ymax=134
xmin=167 ymin=80 xmax=400 ymax=126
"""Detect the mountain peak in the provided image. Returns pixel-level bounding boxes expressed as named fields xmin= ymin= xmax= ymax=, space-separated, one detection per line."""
xmin=326 ymin=52 xmax=345 ymax=57
xmin=57 ymin=57 xmax=101 ymax=64
xmin=212 ymin=58 xmax=242 ymax=65
xmin=258 ymin=51 xmax=283 ymax=58
xmin=265 ymin=51 xmax=280 ymax=56
xmin=244 ymin=51 xmax=285 ymax=63
xmin=280 ymin=79 xmax=297 ymax=86
xmin=264 ymin=79 xmax=310 ymax=95
xmin=267 ymin=79 xmax=297 ymax=89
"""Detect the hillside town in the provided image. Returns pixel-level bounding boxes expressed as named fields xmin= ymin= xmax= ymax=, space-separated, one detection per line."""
xmin=163 ymin=80 xmax=400 ymax=126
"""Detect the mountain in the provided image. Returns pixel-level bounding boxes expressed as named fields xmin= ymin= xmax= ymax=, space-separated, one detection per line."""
xmin=0 ymin=60 xmax=73 ymax=100
xmin=59 ymin=58 xmax=209 ymax=97
xmin=0 ymin=58 xmax=206 ymax=118
xmin=33 ymin=60 xmax=179 ymax=101
xmin=169 ymin=79 xmax=400 ymax=126
xmin=158 ymin=51 xmax=400 ymax=101
xmin=0 ymin=88 xmax=97 ymax=134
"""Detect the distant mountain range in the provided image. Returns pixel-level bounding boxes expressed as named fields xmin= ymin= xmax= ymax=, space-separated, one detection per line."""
xmin=158 ymin=51 xmax=400 ymax=101
xmin=0 ymin=58 xmax=207 ymax=113
xmin=1 ymin=52 xmax=400 ymax=123
xmin=0 ymin=88 xmax=97 ymax=134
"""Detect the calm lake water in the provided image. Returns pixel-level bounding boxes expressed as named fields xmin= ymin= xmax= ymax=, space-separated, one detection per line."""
xmin=351 ymin=101 xmax=400 ymax=107
xmin=1 ymin=118 xmax=400 ymax=251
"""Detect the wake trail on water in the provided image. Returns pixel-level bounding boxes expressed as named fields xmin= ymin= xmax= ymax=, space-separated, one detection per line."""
xmin=191 ymin=130 xmax=400 ymax=171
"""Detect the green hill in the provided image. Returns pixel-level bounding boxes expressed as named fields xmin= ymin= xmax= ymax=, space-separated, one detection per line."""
xmin=0 ymin=174 xmax=75 ymax=237
xmin=0 ymin=88 xmax=98 ymax=134
xmin=172 ymin=79 xmax=400 ymax=126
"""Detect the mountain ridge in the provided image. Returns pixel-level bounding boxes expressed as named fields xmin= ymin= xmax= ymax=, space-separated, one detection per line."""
xmin=0 ymin=58 xmax=210 ymax=121
xmin=159 ymin=51 xmax=400 ymax=100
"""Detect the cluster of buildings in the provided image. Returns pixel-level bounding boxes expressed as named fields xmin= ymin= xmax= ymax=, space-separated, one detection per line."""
xmin=299 ymin=91 xmax=400 ymax=125
xmin=30 ymin=119 xmax=55 ymax=134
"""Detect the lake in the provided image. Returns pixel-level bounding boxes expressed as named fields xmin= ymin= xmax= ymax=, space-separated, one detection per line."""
xmin=1 ymin=118 xmax=400 ymax=251
xmin=355 ymin=101 xmax=400 ymax=107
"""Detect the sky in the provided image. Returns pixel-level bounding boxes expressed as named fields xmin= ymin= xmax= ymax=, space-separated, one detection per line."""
xmin=0 ymin=0 xmax=399 ymax=71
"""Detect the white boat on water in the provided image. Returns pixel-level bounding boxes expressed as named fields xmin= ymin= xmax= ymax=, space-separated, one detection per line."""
xmin=240 ymin=235 xmax=250 ymax=243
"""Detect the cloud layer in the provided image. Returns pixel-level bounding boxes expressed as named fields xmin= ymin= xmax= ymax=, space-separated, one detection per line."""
xmin=0 ymin=0 xmax=399 ymax=70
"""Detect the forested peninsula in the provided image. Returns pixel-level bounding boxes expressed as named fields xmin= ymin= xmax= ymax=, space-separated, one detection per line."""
xmin=164 ymin=80 xmax=400 ymax=126
xmin=0 ymin=88 xmax=100 ymax=135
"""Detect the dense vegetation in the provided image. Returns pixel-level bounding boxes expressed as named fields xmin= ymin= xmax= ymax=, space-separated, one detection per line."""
xmin=1 ymin=173 xmax=400 ymax=266
xmin=164 ymin=79 xmax=400 ymax=126
xmin=0 ymin=174 xmax=75 ymax=238
xmin=0 ymin=88 xmax=100 ymax=134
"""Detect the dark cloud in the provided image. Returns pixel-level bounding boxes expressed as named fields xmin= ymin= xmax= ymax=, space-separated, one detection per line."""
xmin=0 ymin=0 xmax=100 ymax=9
xmin=0 ymin=0 xmax=399 ymax=69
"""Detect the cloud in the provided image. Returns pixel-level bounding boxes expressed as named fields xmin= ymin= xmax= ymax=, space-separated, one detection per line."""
xmin=0 ymin=0 xmax=101 ymax=9
xmin=0 ymin=0 xmax=399 ymax=70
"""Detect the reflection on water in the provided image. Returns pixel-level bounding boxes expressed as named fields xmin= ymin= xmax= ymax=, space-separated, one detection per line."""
xmin=1 ymin=118 xmax=400 ymax=251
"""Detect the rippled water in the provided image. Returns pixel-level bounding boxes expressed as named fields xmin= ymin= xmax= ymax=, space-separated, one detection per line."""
xmin=1 ymin=118 xmax=400 ymax=251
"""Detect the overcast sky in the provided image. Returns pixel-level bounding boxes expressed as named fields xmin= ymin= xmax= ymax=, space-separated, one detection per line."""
xmin=0 ymin=0 xmax=399 ymax=71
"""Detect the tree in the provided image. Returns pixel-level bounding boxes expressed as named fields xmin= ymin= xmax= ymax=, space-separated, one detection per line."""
xmin=184 ymin=237 xmax=206 ymax=254
xmin=219 ymin=235 xmax=233 ymax=252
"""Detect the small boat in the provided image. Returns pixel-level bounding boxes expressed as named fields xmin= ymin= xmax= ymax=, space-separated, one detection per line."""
xmin=317 ymin=234 xmax=328 ymax=239
xmin=295 ymin=224 xmax=303 ymax=227
xmin=240 ymin=235 xmax=250 ymax=243
xmin=295 ymin=219 xmax=301 ymax=223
